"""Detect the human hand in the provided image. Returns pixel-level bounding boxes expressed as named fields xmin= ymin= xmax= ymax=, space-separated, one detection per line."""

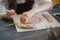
xmin=20 ymin=11 xmax=35 ymax=24
xmin=6 ymin=9 xmax=16 ymax=18
xmin=20 ymin=11 xmax=35 ymax=19
xmin=20 ymin=12 xmax=28 ymax=24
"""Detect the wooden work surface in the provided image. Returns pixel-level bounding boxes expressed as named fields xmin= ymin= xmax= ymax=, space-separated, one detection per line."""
xmin=13 ymin=11 xmax=60 ymax=32
xmin=0 ymin=9 xmax=60 ymax=40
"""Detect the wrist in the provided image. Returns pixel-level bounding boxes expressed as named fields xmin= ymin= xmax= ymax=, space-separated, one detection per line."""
xmin=27 ymin=9 xmax=36 ymax=18
xmin=28 ymin=8 xmax=35 ymax=14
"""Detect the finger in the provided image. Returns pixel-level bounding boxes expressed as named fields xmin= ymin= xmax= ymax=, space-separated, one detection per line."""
xmin=23 ymin=14 xmax=28 ymax=18
xmin=7 ymin=10 xmax=11 ymax=13
xmin=11 ymin=10 xmax=15 ymax=12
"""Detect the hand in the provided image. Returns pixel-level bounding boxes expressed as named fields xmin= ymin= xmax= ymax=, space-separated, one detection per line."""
xmin=20 ymin=11 xmax=35 ymax=24
xmin=6 ymin=9 xmax=16 ymax=18
xmin=20 ymin=12 xmax=28 ymax=23
xmin=20 ymin=11 xmax=35 ymax=20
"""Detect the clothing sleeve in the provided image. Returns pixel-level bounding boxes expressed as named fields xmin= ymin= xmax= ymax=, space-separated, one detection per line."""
xmin=17 ymin=0 xmax=25 ymax=4
xmin=1 ymin=0 xmax=7 ymax=5
xmin=44 ymin=0 xmax=52 ymax=3
xmin=32 ymin=0 xmax=38 ymax=8
xmin=32 ymin=0 xmax=52 ymax=8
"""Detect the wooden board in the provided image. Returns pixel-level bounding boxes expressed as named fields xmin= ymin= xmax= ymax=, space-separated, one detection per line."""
xmin=13 ymin=12 xmax=60 ymax=32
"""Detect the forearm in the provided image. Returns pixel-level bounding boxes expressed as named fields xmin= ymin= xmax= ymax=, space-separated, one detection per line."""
xmin=29 ymin=2 xmax=52 ymax=13
xmin=24 ymin=2 xmax=52 ymax=18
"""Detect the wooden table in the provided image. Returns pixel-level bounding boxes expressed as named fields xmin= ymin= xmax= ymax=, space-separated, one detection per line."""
xmin=0 ymin=9 xmax=60 ymax=40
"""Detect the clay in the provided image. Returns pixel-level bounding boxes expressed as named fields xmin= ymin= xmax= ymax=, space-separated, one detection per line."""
xmin=28 ymin=15 xmax=41 ymax=24
xmin=20 ymin=15 xmax=41 ymax=24
xmin=17 ymin=25 xmax=33 ymax=29
xmin=42 ymin=14 xmax=53 ymax=23
xmin=19 ymin=15 xmax=41 ymax=29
